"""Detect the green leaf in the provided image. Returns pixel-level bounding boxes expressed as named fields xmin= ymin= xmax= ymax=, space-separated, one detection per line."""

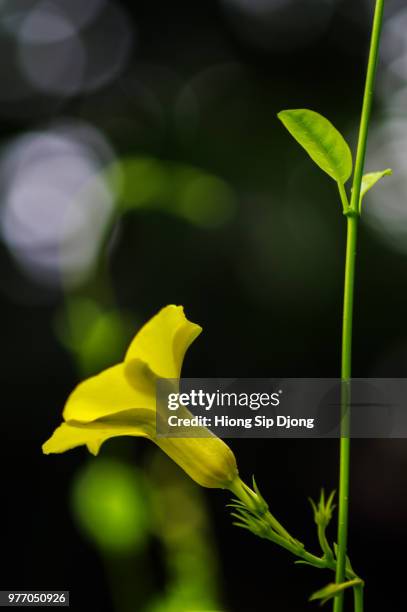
xmin=278 ymin=109 xmax=353 ymax=184
xmin=359 ymin=168 xmax=392 ymax=208
xmin=310 ymin=579 xmax=362 ymax=606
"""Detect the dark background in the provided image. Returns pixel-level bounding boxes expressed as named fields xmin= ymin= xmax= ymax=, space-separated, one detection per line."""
xmin=1 ymin=0 xmax=407 ymax=610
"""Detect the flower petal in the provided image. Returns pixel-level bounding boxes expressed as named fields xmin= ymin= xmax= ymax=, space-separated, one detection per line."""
xmin=43 ymin=406 xmax=239 ymax=489
xmin=62 ymin=363 xmax=154 ymax=423
xmin=42 ymin=420 xmax=149 ymax=456
xmin=124 ymin=305 xmax=202 ymax=379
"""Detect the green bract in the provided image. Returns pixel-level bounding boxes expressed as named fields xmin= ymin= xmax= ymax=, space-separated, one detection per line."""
xmin=310 ymin=579 xmax=363 ymax=606
xmin=359 ymin=168 xmax=392 ymax=210
xmin=278 ymin=109 xmax=353 ymax=185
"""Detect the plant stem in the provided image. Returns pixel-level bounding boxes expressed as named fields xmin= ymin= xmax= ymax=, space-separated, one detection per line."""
xmin=230 ymin=479 xmax=360 ymax=578
xmin=338 ymin=182 xmax=350 ymax=214
xmin=334 ymin=2 xmax=385 ymax=611
xmin=317 ymin=522 xmax=334 ymax=561
xmin=349 ymin=0 xmax=386 ymax=217
xmin=334 ymin=215 xmax=357 ymax=612
xmin=353 ymin=584 xmax=364 ymax=612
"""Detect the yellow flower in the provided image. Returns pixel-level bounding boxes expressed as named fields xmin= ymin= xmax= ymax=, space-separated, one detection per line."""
xmin=43 ymin=305 xmax=239 ymax=490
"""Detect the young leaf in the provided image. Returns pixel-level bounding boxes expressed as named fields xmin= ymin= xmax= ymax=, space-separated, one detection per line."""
xmin=359 ymin=168 xmax=392 ymax=208
xmin=277 ymin=109 xmax=353 ymax=185
xmin=309 ymin=579 xmax=362 ymax=605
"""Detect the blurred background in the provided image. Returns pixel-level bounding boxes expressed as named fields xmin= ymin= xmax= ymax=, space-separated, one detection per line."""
xmin=1 ymin=0 xmax=407 ymax=610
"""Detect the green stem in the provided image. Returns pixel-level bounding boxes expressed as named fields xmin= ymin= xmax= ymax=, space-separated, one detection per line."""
xmin=317 ymin=522 xmax=334 ymax=561
xmin=349 ymin=0 xmax=385 ymax=217
xmin=334 ymin=2 xmax=385 ymax=611
xmin=298 ymin=546 xmax=336 ymax=573
xmin=338 ymin=182 xmax=350 ymax=214
xmin=334 ymin=216 xmax=357 ymax=610
xmin=353 ymin=583 xmax=364 ymax=612
xmin=230 ymin=479 xmax=358 ymax=577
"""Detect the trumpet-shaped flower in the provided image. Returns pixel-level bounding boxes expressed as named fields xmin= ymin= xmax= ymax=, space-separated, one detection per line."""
xmin=43 ymin=305 xmax=239 ymax=490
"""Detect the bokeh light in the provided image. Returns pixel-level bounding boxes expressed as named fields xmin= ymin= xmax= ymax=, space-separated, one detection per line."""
xmin=378 ymin=2 xmax=407 ymax=99
xmin=55 ymin=297 xmax=133 ymax=376
xmin=362 ymin=118 xmax=407 ymax=254
xmin=108 ymin=156 xmax=236 ymax=228
xmin=0 ymin=0 xmax=107 ymax=35
xmin=18 ymin=19 xmax=86 ymax=96
xmin=0 ymin=121 xmax=116 ymax=287
xmin=0 ymin=0 xmax=133 ymax=100
xmin=146 ymin=453 xmax=223 ymax=612
xmin=220 ymin=0 xmax=337 ymax=52
xmin=71 ymin=458 xmax=150 ymax=554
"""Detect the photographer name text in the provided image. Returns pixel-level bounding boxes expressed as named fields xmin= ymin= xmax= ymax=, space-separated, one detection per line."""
xmin=167 ymin=415 xmax=315 ymax=430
